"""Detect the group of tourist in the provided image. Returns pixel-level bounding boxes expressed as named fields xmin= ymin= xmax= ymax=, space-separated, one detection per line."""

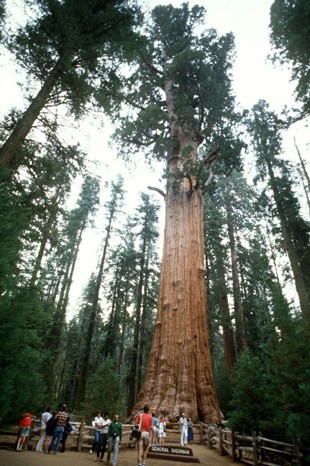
xmin=89 ymin=411 xmax=122 ymax=465
xmin=16 ymin=405 xmax=72 ymax=454
xmin=131 ymin=405 xmax=194 ymax=466
xmin=16 ymin=404 xmax=194 ymax=466
xmin=36 ymin=404 xmax=72 ymax=454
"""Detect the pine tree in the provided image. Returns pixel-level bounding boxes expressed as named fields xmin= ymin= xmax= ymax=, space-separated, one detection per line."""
xmin=0 ymin=0 xmax=142 ymax=170
xmin=270 ymin=0 xmax=310 ymax=115
xmin=45 ymin=175 xmax=100 ymax=370
xmin=248 ymin=100 xmax=310 ymax=321
xmin=127 ymin=193 xmax=160 ymax=413
xmin=74 ymin=177 xmax=125 ymax=408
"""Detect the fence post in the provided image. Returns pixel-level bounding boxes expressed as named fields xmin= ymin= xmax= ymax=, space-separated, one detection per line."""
xmin=219 ymin=427 xmax=224 ymax=456
xmin=252 ymin=431 xmax=258 ymax=466
xmin=294 ymin=440 xmax=302 ymax=466
xmin=207 ymin=425 xmax=212 ymax=449
xmin=78 ymin=420 xmax=84 ymax=452
xmin=231 ymin=430 xmax=236 ymax=463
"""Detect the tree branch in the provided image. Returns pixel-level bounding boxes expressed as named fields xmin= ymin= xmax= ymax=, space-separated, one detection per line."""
xmin=141 ymin=56 xmax=164 ymax=76
xmin=147 ymin=186 xmax=165 ymax=198
xmin=204 ymin=165 xmax=213 ymax=187
xmin=203 ymin=146 xmax=220 ymax=164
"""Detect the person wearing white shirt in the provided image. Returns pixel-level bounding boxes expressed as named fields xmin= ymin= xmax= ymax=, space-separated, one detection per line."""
xmin=90 ymin=411 xmax=104 ymax=454
xmin=36 ymin=407 xmax=52 ymax=453
xmin=179 ymin=413 xmax=188 ymax=446
xmin=95 ymin=412 xmax=111 ymax=462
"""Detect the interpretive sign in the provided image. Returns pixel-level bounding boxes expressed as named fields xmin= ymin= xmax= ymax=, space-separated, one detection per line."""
xmin=147 ymin=445 xmax=200 ymax=463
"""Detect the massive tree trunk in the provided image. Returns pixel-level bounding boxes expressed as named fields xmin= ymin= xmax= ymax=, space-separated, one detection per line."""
xmin=133 ymin=151 xmax=221 ymax=422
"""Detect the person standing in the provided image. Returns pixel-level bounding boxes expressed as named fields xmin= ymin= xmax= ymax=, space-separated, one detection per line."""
xmin=47 ymin=404 xmax=69 ymax=454
xmin=134 ymin=404 xmax=153 ymax=466
xmin=157 ymin=415 xmax=166 ymax=445
xmin=187 ymin=417 xmax=194 ymax=444
xmin=95 ymin=412 xmax=110 ymax=462
xmin=150 ymin=413 xmax=158 ymax=446
xmin=107 ymin=414 xmax=122 ymax=466
xmin=44 ymin=412 xmax=56 ymax=453
xmin=90 ymin=410 xmax=103 ymax=454
xmin=60 ymin=418 xmax=73 ymax=452
xmin=179 ymin=413 xmax=188 ymax=446
xmin=36 ymin=407 xmax=52 ymax=453
xmin=16 ymin=412 xmax=32 ymax=451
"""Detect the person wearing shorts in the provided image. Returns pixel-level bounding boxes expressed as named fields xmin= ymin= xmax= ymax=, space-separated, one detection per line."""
xmin=157 ymin=416 xmax=166 ymax=444
xmin=16 ymin=412 xmax=32 ymax=451
xmin=134 ymin=404 xmax=153 ymax=466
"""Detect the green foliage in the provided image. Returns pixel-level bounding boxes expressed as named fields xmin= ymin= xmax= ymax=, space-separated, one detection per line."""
xmin=5 ymin=0 xmax=142 ymax=118
xmin=214 ymin=357 xmax=233 ymax=417
xmin=0 ymin=178 xmax=30 ymax=295
xmin=248 ymin=100 xmax=310 ymax=320
xmin=270 ymin=0 xmax=310 ymax=114
xmin=113 ymin=3 xmax=239 ymax=167
xmin=80 ymin=357 xmax=126 ymax=421
xmin=265 ymin=318 xmax=310 ymax=443
xmin=0 ymin=287 xmax=48 ymax=421
xmin=227 ymin=349 xmax=275 ymax=434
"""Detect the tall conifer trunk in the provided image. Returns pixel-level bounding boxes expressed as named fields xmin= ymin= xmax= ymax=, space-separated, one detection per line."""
xmin=0 ymin=60 xmax=63 ymax=169
xmin=124 ymin=4 xmax=235 ymax=423
xmin=134 ymin=142 xmax=221 ymax=422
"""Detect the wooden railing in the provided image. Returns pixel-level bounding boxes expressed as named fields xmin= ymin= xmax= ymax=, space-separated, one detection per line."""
xmin=0 ymin=420 xmax=143 ymax=451
xmin=0 ymin=419 xmax=200 ymax=451
xmin=200 ymin=423 xmax=310 ymax=466
xmin=5 ymin=417 xmax=307 ymax=465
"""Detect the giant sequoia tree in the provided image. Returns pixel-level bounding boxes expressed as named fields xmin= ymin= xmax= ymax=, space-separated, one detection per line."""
xmin=114 ymin=4 xmax=237 ymax=422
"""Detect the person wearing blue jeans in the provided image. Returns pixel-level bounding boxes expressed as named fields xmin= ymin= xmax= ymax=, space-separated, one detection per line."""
xmin=90 ymin=410 xmax=103 ymax=454
xmin=95 ymin=413 xmax=110 ymax=462
xmin=48 ymin=425 xmax=64 ymax=454
xmin=48 ymin=405 xmax=69 ymax=455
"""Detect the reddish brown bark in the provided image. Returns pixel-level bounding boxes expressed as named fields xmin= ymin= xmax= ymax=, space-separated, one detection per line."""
xmin=133 ymin=171 xmax=221 ymax=423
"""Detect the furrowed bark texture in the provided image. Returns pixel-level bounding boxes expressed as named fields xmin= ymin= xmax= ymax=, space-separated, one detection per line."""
xmin=134 ymin=186 xmax=221 ymax=423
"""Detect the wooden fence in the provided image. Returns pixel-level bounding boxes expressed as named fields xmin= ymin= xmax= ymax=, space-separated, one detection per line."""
xmin=0 ymin=419 xmax=201 ymax=451
xmin=201 ymin=423 xmax=310 ymax=466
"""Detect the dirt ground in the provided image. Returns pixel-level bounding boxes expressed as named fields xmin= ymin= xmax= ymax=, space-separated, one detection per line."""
xmin=0 ymin=444 xmax=235 ymax=466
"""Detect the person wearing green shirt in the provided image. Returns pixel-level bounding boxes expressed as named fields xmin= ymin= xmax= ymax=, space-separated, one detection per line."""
xmin=107 ymin=414 xmax=122 ymax=466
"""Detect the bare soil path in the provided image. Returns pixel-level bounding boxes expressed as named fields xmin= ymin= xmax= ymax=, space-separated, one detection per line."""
xmin=0 ymin=444 xmax=234 ymax=466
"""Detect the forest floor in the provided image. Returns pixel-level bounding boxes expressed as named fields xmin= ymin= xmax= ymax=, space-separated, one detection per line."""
xmin=0 ymin=443 xmax=235 ymax=465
